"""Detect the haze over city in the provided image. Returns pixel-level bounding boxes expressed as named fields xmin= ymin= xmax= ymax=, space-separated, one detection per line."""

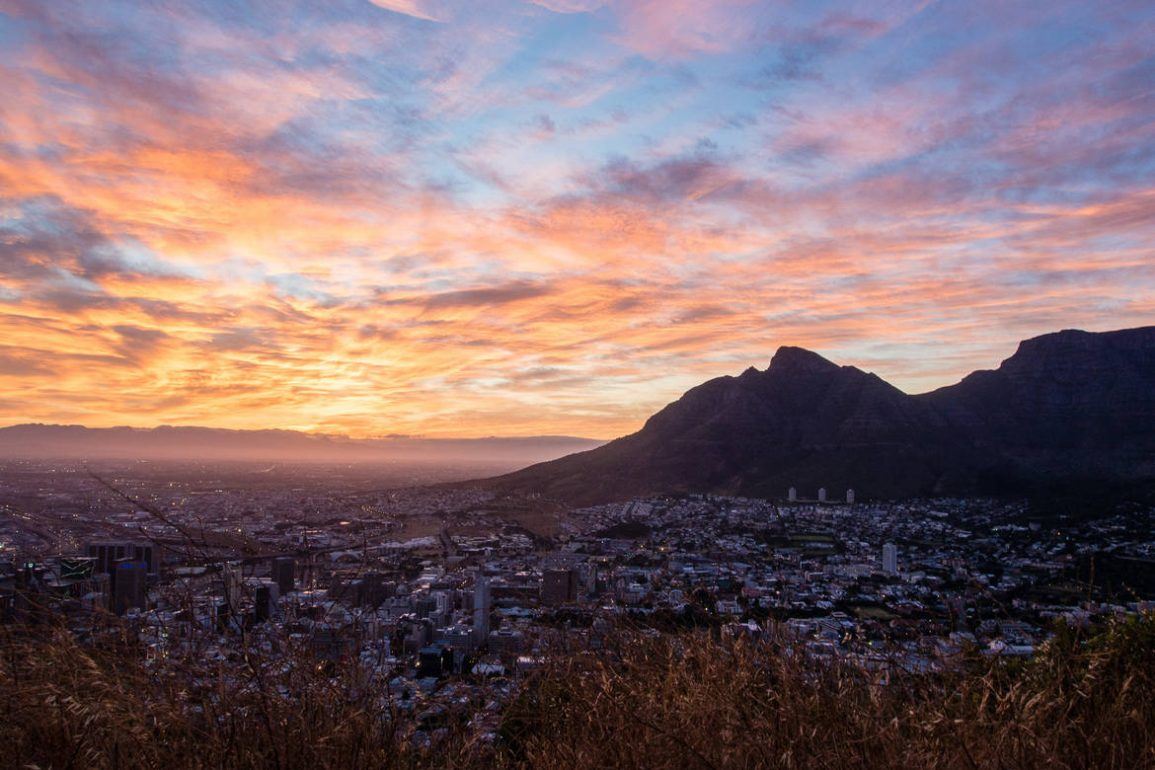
xmin=2 ymin=0 xmax=1153 ymax=439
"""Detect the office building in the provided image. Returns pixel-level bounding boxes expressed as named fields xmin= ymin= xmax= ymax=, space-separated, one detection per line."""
xmin=87 ymin=542 xmax=159 ymax=576
xmin=272 ymin=556 xmax=296 ymax=596
xmin=87 ymin=543 xmax=129 ymax=575
xmin=110 ymin=558 xmax=147 ymax=615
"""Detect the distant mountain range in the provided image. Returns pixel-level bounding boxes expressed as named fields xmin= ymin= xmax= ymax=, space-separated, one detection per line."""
xmin=488 ymin=327 xmax=1155 ymax=504
xmin=0 ymin=424 xmax=604 ymax=466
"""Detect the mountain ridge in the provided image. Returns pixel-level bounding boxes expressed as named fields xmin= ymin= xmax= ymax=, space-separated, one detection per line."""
xmin=486 ymin=326 xmax=1155 ymax=504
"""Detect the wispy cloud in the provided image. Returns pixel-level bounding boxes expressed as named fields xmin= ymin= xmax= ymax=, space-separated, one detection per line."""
xmin=367 ymin=0 xmax=446 ymax=22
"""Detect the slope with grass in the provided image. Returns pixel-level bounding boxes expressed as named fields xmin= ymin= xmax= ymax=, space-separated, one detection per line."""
xmin=3 ymin=613 xmax=1153 ymax=769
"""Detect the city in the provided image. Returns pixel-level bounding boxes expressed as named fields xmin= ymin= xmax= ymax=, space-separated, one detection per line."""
xmin=3 ymin=0 xmax=1154 ymax=764
xmin=4 ymin=459 xmax=1153 ymax=746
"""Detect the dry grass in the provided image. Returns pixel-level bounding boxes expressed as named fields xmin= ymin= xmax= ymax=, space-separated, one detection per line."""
xmin=2 ymin=614 xmax=1153 ymax=769
xmin=500 ymin=616 xmax=1155 ymax=770
xmin=0 ymin=622 xmax=484 ymax=770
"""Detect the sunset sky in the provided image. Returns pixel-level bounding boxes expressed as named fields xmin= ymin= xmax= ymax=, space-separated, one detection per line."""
xmin=1 ymin=0 xmax=1153 ymax=439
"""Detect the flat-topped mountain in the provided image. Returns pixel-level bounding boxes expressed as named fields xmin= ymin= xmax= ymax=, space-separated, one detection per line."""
xmin=922 ymin=326 xmax=1155 ymax=487
xmin=488 ymin=326 xmax=1155 ymax=504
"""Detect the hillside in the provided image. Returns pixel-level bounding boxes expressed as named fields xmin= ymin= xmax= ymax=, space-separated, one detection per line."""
xmin=4 ymin=614 xmax=1152 ymax=769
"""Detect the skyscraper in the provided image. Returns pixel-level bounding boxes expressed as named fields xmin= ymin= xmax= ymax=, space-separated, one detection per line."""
xmin=131 ymin=543 xmax=160 ymax=576
xmin=110 ymin=558 xmax=147 ymax=615
xmin=253 ymin=583 xmax=273 ymax=622
xmin=87 ymin=541 xmax=159 ymax=576
xmin=542 ymin=568 xmax=579 ymax=606
xmin=473 ymin=572 xmax=491 ymax=645
xmin=86 ymin=542 xmax=129 ymax=575
xmin=222 ymin=563 xmax=243 ymax=609
xmin=272 ymin=556 xmax=296 ymax=596
xmin=882 ymin=543 xmax=898 ymax=575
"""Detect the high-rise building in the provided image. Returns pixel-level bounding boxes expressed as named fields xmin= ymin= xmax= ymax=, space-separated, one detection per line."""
xmin=788 ymin=487 xmax=797 ymax=502
xmin=882 ymin=543 xmax=898 ymax=575
xmin=110 ymin=558 xmax=147 ymax=615
xmin=818 ymin=487 xmax=827 ymax=503
xmin=87 ymin=542 xmax=159 ymax=576
xmin=581 ymin=563 xmax=600 ymax=597
xmin=272 ymin=556 xmax=296 ymax=596
xmin=542 ymin=568 xmax=579 ymax=606
xmin=473 ymin=572 xmax=491 ymax=645
xmin=86 ymin=542 xmax=129 ymax=575
xmin=846 ymin=488 xmax=856 ymax=504
xmin=222 ymin=563 xmax=243 ymax=609
xmin=253 ymin=583 xmax=273 ymax=622
xmin=131 ymin=543 xmax=160 ymax=575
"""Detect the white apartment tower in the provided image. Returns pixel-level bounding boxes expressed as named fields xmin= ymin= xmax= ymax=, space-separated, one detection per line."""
xmin=882 ymin=542 xmax=898 ymax=575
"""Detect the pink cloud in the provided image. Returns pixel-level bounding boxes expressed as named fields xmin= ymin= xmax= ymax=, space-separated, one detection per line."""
xmin=529 ymin=0 xmax=606 ymax=13
xmin=367 ymin=0 xmax=447 ymax=22
xmin=611 ymin=0 xmax=764 ymax=59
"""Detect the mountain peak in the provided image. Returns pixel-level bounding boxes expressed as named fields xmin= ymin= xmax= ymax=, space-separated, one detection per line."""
xmin=769 ymin=346 xmax=839 ymax=374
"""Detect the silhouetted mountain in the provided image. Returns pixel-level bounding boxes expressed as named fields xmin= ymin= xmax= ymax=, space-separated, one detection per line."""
xmin=489 ymin=327 xmax=1155 ymax=504
xmin=922 ymin=327 xmax=1155 ymax=491
xmin=0 ymin=424 xmax=603 ymax=466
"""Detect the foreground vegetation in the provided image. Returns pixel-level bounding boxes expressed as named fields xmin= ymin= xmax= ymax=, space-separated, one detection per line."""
xmin=3 ymin=613 xmax=1153 ymax=769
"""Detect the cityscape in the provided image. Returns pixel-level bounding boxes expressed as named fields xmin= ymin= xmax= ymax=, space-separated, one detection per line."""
xmin=3 ymin=0 xmax=1155 ymax=766
xmin=3 ymin=456 xmax=1154 ymax=749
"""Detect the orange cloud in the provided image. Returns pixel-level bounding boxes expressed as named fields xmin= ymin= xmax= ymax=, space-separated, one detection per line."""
xmin=1 ymin=0 xmax=1152 ymax=439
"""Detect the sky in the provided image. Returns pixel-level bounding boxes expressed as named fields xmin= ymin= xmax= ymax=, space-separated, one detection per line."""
xmin=0 ymin=0 xmax=1153 ymax=439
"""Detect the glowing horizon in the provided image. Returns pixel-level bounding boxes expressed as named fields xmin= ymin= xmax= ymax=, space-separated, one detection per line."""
xmin=1 ymin=0 xmax=1153 ymax=439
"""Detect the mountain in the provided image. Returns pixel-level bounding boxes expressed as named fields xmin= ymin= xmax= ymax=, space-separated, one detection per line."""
xmin=488 ymin=326 xmax=1155 ymax=504
xmin=921 ymin=327 xmax=1155 ymax=488
xmin=0 ymin=424 xmax=603 ymax=467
